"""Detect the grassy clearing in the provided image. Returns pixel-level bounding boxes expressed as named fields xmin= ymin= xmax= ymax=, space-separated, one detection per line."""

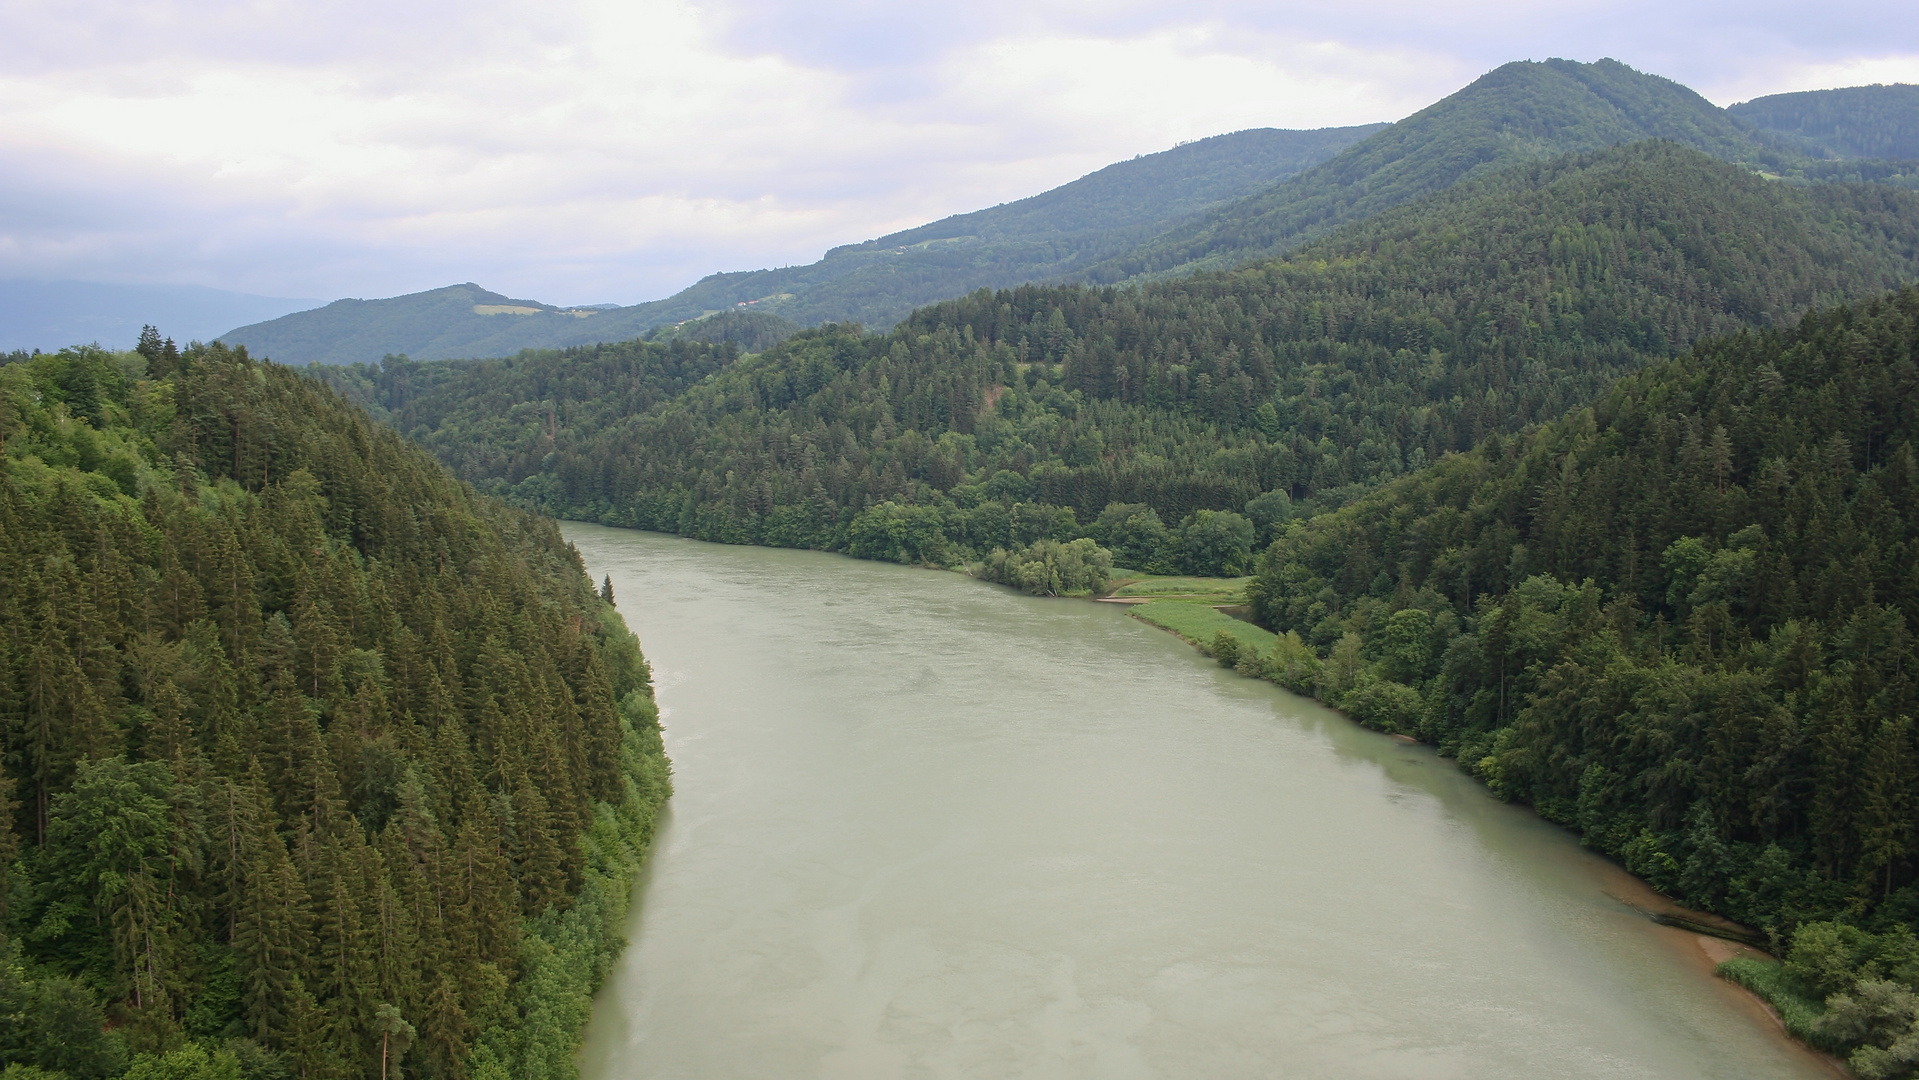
xmin=1131 ymin=599 xmax=1278 ymax=655
xmin=1106 ymin=573 xmax=1251 ymax=601
xmin=1716 ymin=957 xmax=1834 ymax=1051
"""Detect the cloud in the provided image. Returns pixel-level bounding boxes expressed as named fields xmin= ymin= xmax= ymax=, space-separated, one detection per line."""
xmin=0 ymin=0 xmax=1912 ymax=305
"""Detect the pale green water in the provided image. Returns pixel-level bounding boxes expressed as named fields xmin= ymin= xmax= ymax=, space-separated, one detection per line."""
xmin=567 ymin=525 xmax=1832 ymax=1080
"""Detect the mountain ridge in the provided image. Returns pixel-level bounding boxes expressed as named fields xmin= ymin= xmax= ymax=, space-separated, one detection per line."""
xmin=223 ymin=59 xmax=1919 ymax=368
xmin=1731 ymin=83 xmax=1919 ymax=161
xmin=1075 ymin=57 xmax=1817 ymax=286
xmin=220 ymin=126 xmax=1384 ymax=365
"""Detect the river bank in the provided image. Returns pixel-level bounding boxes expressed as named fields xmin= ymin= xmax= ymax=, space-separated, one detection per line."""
xmin=1079 ymin=568 xmax=1860 ymax=1077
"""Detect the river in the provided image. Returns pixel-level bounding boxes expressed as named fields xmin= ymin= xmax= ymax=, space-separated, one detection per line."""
xmin=566 ymin=524 xmax=1834 ymax=1080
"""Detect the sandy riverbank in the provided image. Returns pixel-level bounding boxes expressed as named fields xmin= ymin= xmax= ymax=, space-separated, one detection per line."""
xmin=1579 ymin=857 xmax=1851 ymax=1077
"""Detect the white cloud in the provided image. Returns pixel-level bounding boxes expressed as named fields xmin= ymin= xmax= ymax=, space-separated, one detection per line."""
xmin=0 ymin=0 xmax=1912 ymax=305
xmin=1705 ymin=55 xmax=1919 ymax=106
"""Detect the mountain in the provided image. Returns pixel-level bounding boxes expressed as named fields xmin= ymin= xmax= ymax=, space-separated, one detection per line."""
xmin=612 ymin=124 xmax=1386 ymax=330
xmin=1731 ymin=83 xmax=1919 ymax=161
xmin=1076 ymin=58 xmax=1812 ymax=285
xmin=0 ymin=338 xmax=666 ymax=1077
xmin=226 ymin=62 xmax=1919 ymax=372
xmin=0 ymin=279 xmax=319 ymax=353
xmin=219 ymin=282 xmax=625 ymax=368
xmin=378 ymin=143 xmax=1919 ymax=561
xmin=217 ymin=127 xmax=1384 ymax=366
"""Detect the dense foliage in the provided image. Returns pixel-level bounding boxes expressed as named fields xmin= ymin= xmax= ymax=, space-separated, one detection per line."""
xmin=975 ymin=538 xmax=1112 ymax=597
xmin=641 ymin=310 xmax=799 ymax=354
xmin=0 ymin=333 xmax=668 ymax=1079
xmin=1732 ymin=84 xmax=1919 ymax=163
xmin=1241 ymin=289 xmax=1919 ymax=1067
xmin=386 ymin=145 xmax=1919 ymax=577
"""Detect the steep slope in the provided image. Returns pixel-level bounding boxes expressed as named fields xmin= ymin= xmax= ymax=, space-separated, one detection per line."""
xmin=1081 ymin=58 xmax=1802 ymax=285
xmin=0 ymin=338 xmax=667 ymax=1078
xmin=1731 ymin=83 xmax=1919 ymax=161
xmin=1244 ymin=288 xmax=1919 ymax=1070
xmin=218 ymin=127 xmax=1383 ymax=365
xmin=389 ymin=144 xmax=1919 ymax=561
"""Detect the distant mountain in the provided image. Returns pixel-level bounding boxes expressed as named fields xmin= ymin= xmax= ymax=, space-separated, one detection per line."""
xmin=617 ymin=124 xmax=1386 ymax=330
xmin=0 ymin=279 xmax=319 ymax=353
xmin=1077 ymin=58 xmax=1807 ymax=285
xmin=227 ymin=61 xmax=1919 ymax=370
xmin=219 ymin=282 xmax=638 ymax=367
xmin=1730 ymin=83 xmax=1919 ymax=161
xmin=219 ymin=126 xmax=1385 ymax=365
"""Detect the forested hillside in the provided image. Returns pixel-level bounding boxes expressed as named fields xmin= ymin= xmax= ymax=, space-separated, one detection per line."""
xmin=221 ymin=127 xmax=1382 ymax=365
xmin=390 ymin=144 xmax=1919 ymax=572
xmin=1732 ymin=84 xmax=1919 ymax=162
xmin=640 ymin=310 xmax=799 ymax=353
xmin=622 ymin=124 xmax=1387 ymax=330
xmin=1243 ymin=289 xmax=1919 ymax=1074
xmin=0 ymin=333 xmax=668 ymax=1079
xmin=1079 ymin=58 xmax=1858 ymax=285
xmin=221 ymin=64 xmax=1919 ymax=371
xmin=309 ymin=335 xmax=738 ymax=435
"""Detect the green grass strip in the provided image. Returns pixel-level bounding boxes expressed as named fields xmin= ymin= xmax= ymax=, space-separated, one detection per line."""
xmin=1716 ymin=957 xmax=1835 ymax=1051
xmin=1131 ymin=600 xmax=1278 ymax=655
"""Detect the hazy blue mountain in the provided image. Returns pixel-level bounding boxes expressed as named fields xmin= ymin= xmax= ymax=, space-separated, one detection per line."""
xmin=219 ymin=125 xmax=1385 ymax=364
xmin=1730 ymin=83 xmax=1919 ymax=161
xmin=218 ymin=282 xmax=638 ymax=366
xmin=0 ymin=279 xmax=319 ymax=353
xmin=1078 ymin=58 xmax=1810 ymax=285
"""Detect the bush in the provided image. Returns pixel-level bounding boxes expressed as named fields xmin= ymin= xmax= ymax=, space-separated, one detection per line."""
xmin=1092 ymin=504 xmax=1174 ymax=571
xmin=1210 ymin=631 xmax=1242 ymax=668
xmin=979 ymin=538 xmax=1112 ymax=597
xmin=1235 ymin=643 xmax=1268 ymax=678
xmin=1342 ymin=677 xmax=1424 ymax=733
xmin=1176 ymin=510 xmax=1255 ymax=576
xmin=847 ymin=502 xmax=950 ymax=565
xmin=123 ymin=1042 xmax=244 ymax=1080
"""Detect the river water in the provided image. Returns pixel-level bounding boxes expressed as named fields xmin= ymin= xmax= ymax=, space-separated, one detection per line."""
xmin=566 ymin=525 xmax=1832 ymax=1080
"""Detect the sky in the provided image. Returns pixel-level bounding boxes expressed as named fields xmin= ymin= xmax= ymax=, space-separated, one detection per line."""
xmin=2 ymin=0 xmax=1916 ymax=307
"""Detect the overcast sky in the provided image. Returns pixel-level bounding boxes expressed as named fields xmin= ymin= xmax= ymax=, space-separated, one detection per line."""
xmin=2 ymin=0 xmax=1915 ymax=306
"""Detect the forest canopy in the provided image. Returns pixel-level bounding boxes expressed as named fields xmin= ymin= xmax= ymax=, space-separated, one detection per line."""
xmin=0 ymin=331 xmax=667 ymax=1079
xmin=366 ymin=144 xmax=1919 ymax=584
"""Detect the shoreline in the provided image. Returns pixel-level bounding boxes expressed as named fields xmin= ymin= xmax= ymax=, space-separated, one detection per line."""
xmin=1108 ymin=588 xmax=1851 ymax=1077
xmin=583 ymin=531 xmax=1855 ymax=1076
